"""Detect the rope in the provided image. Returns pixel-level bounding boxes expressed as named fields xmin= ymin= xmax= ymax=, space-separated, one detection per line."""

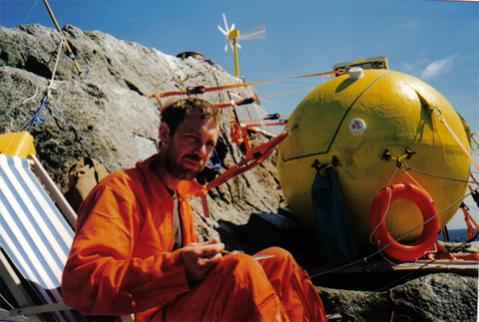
xmin=20 ymin=84 xmax=40 ymax=106
xmin=470 ymin=132 xmax=479 ymax=151
xmin=261 ymin=85 xmax=316 ymax=99
xmin=461 ymin=204 xmax=479 ymax=240
xmin=241 ymin=120 xmax=288 ymax=128
xmin=372 ymin=233 xmax=479 ymax=293
xmin=48 ymin=37 xmax=64 ymax=91
xmin=19 ymin=37 xmax=64 ymax=132
xmin=212 ymin=97 xmax=257 ymax=109
xmin=243 ymin=114 xmax=289 ymax=122
xmin=4 ymin=84 xmax=40 ymax=133
xmin=432 ymin=106 xmax=479 ymax=172
xmin=368 ymin=167 xmax=398 ymax=244
xmin=19 ymin=95 xmax=49 ymax=132
xmin=405 ymin=166 xmax=476 ymax=184
xmin=0 ymin=292 xmax=15 ymax=311
xmin=402 ymin=169 xmax=427 ymax=193
xmin=471 ymin=173 xmax=479 ymax=186
xmin=368 ymin=188 xmax=392 ymax=245
xmin=149 ymin=68 xmax=338 ymax=101
xmin=23 ymin=0 xmax=40 ymax=23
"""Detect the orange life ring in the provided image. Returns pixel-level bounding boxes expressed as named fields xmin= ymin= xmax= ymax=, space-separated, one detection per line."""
xmin=369 ymin=183 xmax=439 ymax=261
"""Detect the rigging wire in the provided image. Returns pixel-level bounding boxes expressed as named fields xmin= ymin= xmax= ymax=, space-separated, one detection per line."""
xmin=22 ymin=0 xmax=40 ymax=23
xmin=405 ymin=166 xmax=477 ymax=184
xmin=19 ymin=37 xmax=64 ymax=132
xmin=372 ymin=232 xmax=479 ymax=293
xmin=0 ymin=292 xmax=17 ymax=313
xmin=261 ymin=85 xmax=316 ymax=99
xmin=93 ymin=0 xmax=153 ymax=34
xmin=149 ymin=69 xmax=338 ymax=101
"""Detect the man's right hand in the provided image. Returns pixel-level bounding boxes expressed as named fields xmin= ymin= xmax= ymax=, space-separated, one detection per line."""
xmin=180 ymin=240 xmax=224 ymax=287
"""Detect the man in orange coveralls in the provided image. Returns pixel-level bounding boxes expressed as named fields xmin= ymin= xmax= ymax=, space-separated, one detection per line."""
xmin=62 ymin=97 xmax=327 ymax=321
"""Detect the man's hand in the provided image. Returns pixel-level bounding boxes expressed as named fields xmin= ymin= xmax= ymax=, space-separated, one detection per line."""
xmin=180 ymin=240 xmax=224 ymax=287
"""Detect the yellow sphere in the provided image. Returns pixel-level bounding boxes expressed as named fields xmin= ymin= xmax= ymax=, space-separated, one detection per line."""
xmin=277 ymin=69 xmax=470 ymax=250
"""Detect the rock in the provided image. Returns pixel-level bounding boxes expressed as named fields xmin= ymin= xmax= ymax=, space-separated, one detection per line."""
xmin=319 ymin=273 xmax=478 ymax=322
xmin=0 ymin=23 xmax=285 ymax=241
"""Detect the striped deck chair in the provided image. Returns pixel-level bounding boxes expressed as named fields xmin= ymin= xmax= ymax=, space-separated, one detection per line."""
xmin=0 ymin=154 xmax=80 ymax=321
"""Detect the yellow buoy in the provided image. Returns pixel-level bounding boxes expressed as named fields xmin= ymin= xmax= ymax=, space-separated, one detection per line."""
xmin=277 ymin=69 xmax=470 ymax=251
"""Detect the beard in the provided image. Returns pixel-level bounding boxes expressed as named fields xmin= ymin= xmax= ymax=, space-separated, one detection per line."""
xmin=164 ymin=148 xmax=205 ymax=180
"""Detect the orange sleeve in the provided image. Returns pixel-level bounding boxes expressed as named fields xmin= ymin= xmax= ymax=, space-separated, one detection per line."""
xmin=61 ymin=183 xmax=190 ymax=316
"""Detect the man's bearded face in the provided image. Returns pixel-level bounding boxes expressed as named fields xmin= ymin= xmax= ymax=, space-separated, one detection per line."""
xmin=162 ymin=113 xmax=219 ymax=180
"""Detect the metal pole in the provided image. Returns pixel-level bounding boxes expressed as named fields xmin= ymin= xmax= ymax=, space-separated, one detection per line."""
xmin=42 ymin=0 xmax=83 ymax=75
xmin=232 ymin=39 xmax=240 ymax=78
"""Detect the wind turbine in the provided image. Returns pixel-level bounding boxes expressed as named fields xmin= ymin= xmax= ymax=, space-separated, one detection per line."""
xmin=218 ymin=13 xmax=266 ymax=78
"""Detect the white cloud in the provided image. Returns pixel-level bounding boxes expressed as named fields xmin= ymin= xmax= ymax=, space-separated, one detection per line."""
xmin=420 ymin=55 xmax=458 ymax=80
xmin=400 ymin=19 xmax=419 ymax=30
xmin=402 ymin=58 xmax=429 ymax=73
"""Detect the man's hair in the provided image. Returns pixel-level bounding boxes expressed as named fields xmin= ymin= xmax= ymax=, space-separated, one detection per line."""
xmin=161 ymin=97 xmax=220 ymax=134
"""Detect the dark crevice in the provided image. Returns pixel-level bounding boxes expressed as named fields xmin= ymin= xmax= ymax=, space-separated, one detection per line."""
xmin=124 ymin=79 xmax=144 ymax=96
xmin=24 ymin=55 xmax=52 ymax=79
xmin=0 ymin=51 xmax=9 ymax=63
xmin=68 ymin=42 xmax=79 ymax=57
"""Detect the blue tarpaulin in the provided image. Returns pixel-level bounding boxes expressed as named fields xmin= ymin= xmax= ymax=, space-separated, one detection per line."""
xmin=311 ymin=167 xmax=359 ymax=263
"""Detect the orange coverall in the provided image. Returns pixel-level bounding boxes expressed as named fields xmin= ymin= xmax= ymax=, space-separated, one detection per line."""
xmin=62 ymin=155 xmax=327 ymax=321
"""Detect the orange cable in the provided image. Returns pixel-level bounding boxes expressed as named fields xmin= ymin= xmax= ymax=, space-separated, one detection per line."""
xmin=149 ymin=68 xmax=339 ymax=100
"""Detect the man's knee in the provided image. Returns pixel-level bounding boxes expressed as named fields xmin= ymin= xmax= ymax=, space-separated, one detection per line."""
xmin=258 ymin=247 xmax=297 ymax=266
xmin=260 ymin=247 xmax=293 ymax=259
xmin=216 ymin=252 xmax=262 ymax=277
xmin=212 ymin=253 xmax=276 ymax=297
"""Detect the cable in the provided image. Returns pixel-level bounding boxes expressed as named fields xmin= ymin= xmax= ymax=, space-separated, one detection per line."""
xmin=405 ymin=166 xmax=476 ymax=184
xmin=150 ymin=69 xmax=338 ymax=100
xmin=373 ymin=233 xmax=479 ymax=293
xmin=0 ymin=292 xmax=15 ymax=311
xmin=22 ymin=0 xmax=40 ymax=23
xmin=18 ymin=37 xmax=64 ymax=132
xmin=48 ymin=37 xmax=64 ymax=91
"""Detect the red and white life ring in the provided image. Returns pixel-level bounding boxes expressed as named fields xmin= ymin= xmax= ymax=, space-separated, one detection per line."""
xmin=369 ymin=183 xmax=439 ymax=261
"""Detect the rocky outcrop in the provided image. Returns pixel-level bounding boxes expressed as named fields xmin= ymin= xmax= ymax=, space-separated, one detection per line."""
xmin=319 ymin=273 xmax=477 ymax=322
xmin=0 ymin=24 xmax=285 ymax=240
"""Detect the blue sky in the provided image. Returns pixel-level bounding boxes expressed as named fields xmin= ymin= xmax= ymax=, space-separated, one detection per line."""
xmin=1 ymin=0 xmax=478 ymax=229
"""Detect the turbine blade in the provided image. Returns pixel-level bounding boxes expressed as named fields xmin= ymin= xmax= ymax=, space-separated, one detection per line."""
xmin=224 ymin=42 xmax=228 ymax=52
xmin=230 ymin=23 xmax=235 ymax=32
xmin=236 ymin=42 xmax=242 ymax=49
xmin=218 ymin=25 xmax=228 ymax=36
xmin=237 ymin=25 xmax=266 ymax=41
xmin=222 ymin=13 xmax=229 ymax=33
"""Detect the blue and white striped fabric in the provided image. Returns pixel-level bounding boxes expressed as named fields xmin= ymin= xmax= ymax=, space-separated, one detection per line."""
xmin=0 ymin=155 xmax=76 ymax=321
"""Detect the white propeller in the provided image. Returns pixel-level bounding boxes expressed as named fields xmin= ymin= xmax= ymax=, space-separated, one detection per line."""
xmin=217 ymin=25 xmax=227 ymax=36
xmin=223 ymin=13 xmax=229 ymax=34
xmin=238 ymin=25 xmax=266 ymax=41
xmin=218 ymin=13 xmax=236 ymax=52
xmin=217 ymin=13 xmax=266 ymax=50
xmin=217 ymin=13 xmax=266 ymax=77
